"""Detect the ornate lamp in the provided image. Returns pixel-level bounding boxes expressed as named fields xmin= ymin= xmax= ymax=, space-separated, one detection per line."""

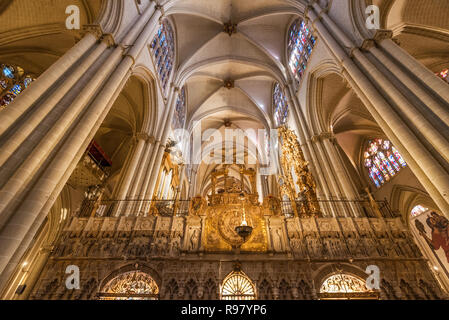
xmin=235 ymin=192 xmax=253 ymax=241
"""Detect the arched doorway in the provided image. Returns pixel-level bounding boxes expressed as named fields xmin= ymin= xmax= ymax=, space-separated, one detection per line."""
xmin=98 ymin=271 xmax=159 ymax=300
xmin=220 ymin=270 xmax=256 ymax=300
xmin=319 ymin=273 xmax=378 ymax=300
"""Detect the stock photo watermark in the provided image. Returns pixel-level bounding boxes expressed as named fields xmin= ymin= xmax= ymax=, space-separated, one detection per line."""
xmin=65 ymin=5 xmax=80 ymax=30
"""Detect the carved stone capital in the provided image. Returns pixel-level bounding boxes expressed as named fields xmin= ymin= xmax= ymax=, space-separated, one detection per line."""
xmin=373 ymin=29 xmax=393 ymax=42
xmin=320 ymin=132 xmax=334 ymax=141
xmin=82 ymin=24 xmax=103 ymax=39
xmin=101 ymin=33 xmax=116 ymax=47
xmin=311 ymin=135 xmax=321 ymax=143
xmin=155 ymin=4 xmax=165 ymax=15
xmin=136 ymin=132 xmax=150 ymax=142
xmin=360 ymin=39 xmax=376 ymax=51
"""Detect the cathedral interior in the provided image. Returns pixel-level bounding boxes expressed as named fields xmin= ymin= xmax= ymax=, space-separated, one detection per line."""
xmin=1 ymin=0 xmax=449 ymax=300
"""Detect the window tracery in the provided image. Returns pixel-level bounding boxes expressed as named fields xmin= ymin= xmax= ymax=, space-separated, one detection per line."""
xmin=436 ymin=68 xmax=449 ymax=83
xmin=99 ymin=271 xmax=159 ymax=300
xmin=411 ymin=204 xmax=428 ymax=217
xmin=221 ymin=271 xmax=256 ymax=300
xmin=287 ymin=19 xmax=316 ymax=84
xmin=273 ymin=82 xmax=289 ymax=126
xmin=151 ymin=20 xmax=175 ymax=91
xmin=172 ymin=86 xmax=186 ymax=130
xmin=320 ymin=273 xmax=369 ymax=294
xmin=364 ymin=139 xmax=406 ymax=188
xmin=0 ymin=63 xmax=35 ymax=110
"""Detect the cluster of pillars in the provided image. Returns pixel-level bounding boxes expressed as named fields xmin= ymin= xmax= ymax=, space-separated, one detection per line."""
xmin=0 ymin=2 xmax=183 ymax=292
xmin=284 ymin=1 xmax=449 ymax=218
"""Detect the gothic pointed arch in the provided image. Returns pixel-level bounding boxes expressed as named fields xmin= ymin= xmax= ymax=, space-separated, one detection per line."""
xmin=286 ymin=17 xmax=316 ymax=86
xmin=150 ymin=18 xmax=176 ymax=93
xmin=220 ymin=269 xmax=256 ymax=300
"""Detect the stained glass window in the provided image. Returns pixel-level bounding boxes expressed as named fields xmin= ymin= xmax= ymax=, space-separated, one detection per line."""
xmin=0 ymin=64 xmax=35 ymax=110
xmin=99 ymin=271 xmax=159 ymax=300
xmin=320 ymin=273 xmax=369 ymax=294
xmin=150 ymin=19 xmax=175 ymax=91
xmin=221 ymin=271 xmax=256 ymax=300
xmin=364 ymin=139 xmax=406 ymax=188
xmin=273 ymin=82 xmax=289 ymax=126
xmin=411 ymin=204 xmax=428 ymax=217
xmin=172 ymin=86 xmax=186 ymax=130
xmin=287 ymin=19 xmax=316 ymax=84
xmin=436 ymin=68 xmax=449 ymax=83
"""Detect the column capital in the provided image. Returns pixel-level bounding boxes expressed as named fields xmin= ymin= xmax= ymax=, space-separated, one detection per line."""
xmin=360 ymin=39 xmax=376 ymax=52
xmin=311 ymin=134 xmax=321 ymax=143
xmin=373 ymin=29 xmax=393 ymax=42
xmin=156 ymin=5 xmax=165 ymax=19
xmin=82 ymin=24 xmax=104 ymax=39
xmin=100 ymin=33 xmax=116 ymax=48
xmin=319 ymin=132 xmax=334 ymax=141
xmin=136 ymin=132 xmax=151 ymax=142
xmin=148 ymin=135 xmax=157 ymax=144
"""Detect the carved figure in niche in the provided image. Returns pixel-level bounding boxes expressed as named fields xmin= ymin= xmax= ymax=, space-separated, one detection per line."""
xmin=170 ymin=235 xmax=181 ymax=255
xmin=189 ymin=229 xmax=200 ymax=251
xmin=263 ymin=196 xmax=281 ymax=216
xmin=272 ymin=228 xmax=283 ymax=252
xmin=190 ymin=196 xmax=206 ymax=216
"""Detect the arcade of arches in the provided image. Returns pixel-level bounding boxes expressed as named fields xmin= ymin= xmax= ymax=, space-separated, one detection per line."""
xmin=1 ymin=0 xmax=449 ymax=300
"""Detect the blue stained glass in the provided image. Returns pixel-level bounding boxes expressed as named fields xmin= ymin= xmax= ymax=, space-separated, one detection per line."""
xmin=388 ymin=153 xmax=401 ymax=172
xmin=10 ymin=84 xmax=21 ymax=95
xmin=365 ymin=139 xmax=406 ymax=188
xmin=273 ymin=82 xmax=289 ymax=126
xmin=1 ymin=64 xmax=34 ymax=109
xmin=287 ymin=19 xmax=315 ymax=84
xmin=392 ymin=146 xmax=406 ymax=167
xmin=151 ymin=20 xmax=174 ymax=93
xmin=3 ymin=66 xmax=14 ymax=78
xmin=379 ymin=152 xmax=395 ymax=176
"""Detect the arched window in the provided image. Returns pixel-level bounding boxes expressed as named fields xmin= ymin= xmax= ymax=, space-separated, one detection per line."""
xmin=287 ymin=19 xmax=316 ymax=84
xmin=151 ymin=19 xmax=175 ymax=91
xmin=436 ymin=68 xmax=449 ymax=83
xmin=172 ymin=86 xmax=186 ymax=130
xmin=0 ymin=63 xmax=34 ymax=110
xmin=411 ymin=204 xmax=428 ymax=217
xmin=221 ymin=271 xmax=256 ymax=300
xmin=273 ymin=82 xmax=289 ymax=126
xmin=99 ymin=271 xmax=159 ymax=300
xmin=319 ymin=273 xmax=378 ymax=299
xmin=363 ymin=139 xmax=406 ymax=188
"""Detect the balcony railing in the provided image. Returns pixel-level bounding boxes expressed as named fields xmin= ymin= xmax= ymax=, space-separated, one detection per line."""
xmin=76 ymin=198 xmax=399 ymax=219
xmin=280 ymin=198 xmax=399 ymax=219
xmin=76 ymin=199 xmax=190 ymax=218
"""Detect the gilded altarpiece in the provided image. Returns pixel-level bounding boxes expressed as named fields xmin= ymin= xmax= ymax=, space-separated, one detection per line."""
xmin=200 ymin=167 xmax=268 ymax=252
xmin=202 ymin=193 xmax=268 ymax=252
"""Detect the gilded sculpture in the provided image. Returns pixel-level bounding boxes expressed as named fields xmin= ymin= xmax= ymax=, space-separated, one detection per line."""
xmin=278 ymin=126 xmax=320 ymax=217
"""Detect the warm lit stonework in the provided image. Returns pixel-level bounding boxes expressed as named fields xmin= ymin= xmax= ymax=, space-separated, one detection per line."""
xmin=1 ymin=0 xmax=449 ymax=300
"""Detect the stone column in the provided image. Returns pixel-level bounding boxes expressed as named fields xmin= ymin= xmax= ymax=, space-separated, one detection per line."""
xmin=379 ymin=38 xmax=449 ymax=106
xmin=321 ymin=133 xmax=361 ymax=216
xmin=369 ymin=42 xmax=449 ymax=128
xmin=0 ymin=4 xmax=162 ymax=288
xmin=116 ymin=133 xmax=148 ymax=200
xmin=352 ymin=48 xmax=449 ymax=164
xmin=145 ymin=87 xmax=180 ymax=199
xmin=306 ymin=4 xmax=449 ymax=214
xmin=112 ymin=134 xmax=148 ymax=216
xmin=285 ymin=84 xmax=331 ymax=201
xmin=128 ymin=136 xmax=156 ymax=200
xmin=0 ymin=30 xmax=100 ymax=135
xmin=0 ymin=35 xmax=111 ymax=168
xmin=312 ymin=134 xmax=344 ymax=199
